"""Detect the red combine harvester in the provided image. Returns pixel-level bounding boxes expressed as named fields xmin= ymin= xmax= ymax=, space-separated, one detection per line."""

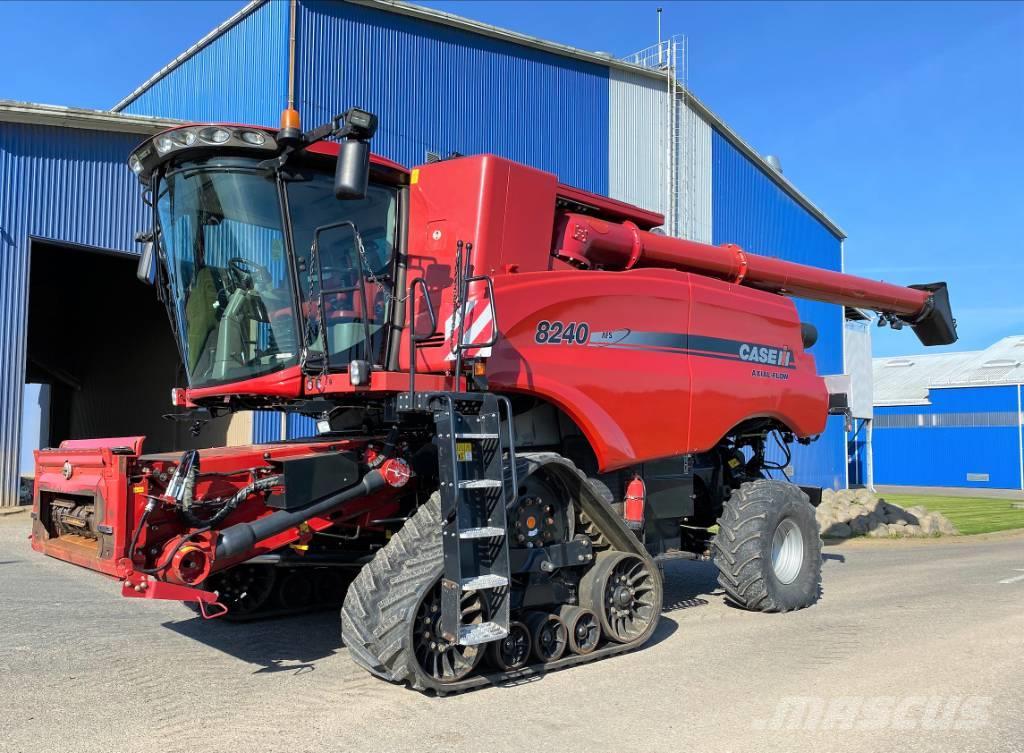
xmin=31 ymin=108 xmax=956 ymax=692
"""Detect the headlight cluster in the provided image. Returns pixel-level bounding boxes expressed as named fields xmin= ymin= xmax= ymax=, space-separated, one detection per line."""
xmin=128 ymin=126 xmax=278 ymax=182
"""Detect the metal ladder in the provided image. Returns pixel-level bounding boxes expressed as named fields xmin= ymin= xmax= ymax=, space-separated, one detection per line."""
xmin=434 ymin=392 xmax=516 ymax=646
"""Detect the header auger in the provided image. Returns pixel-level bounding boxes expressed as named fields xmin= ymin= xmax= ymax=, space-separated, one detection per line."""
xmin=32 ymin=106 xmax=955 ymax=692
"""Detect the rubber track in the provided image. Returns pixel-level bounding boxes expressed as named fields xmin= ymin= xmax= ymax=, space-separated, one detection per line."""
xmin=341 ymin=452 xmax=662 ymax=693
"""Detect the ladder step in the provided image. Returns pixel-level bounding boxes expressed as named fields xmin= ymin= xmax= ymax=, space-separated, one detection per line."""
xmin=455 ymin=433 xmax=500 ymax=440
xmin=459 ymin=526 xmax=506 ymax=539
xmin=461 ymin=574 xmax=508 ymax=590
xmin=458 ymin=479 xmax=502 ymax=489
xmin=458 ymin=621 xmax=508 ymax=646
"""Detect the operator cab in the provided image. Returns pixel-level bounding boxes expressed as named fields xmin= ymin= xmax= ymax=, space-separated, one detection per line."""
xmin=129 ymin=111 xmax=406 ymax=401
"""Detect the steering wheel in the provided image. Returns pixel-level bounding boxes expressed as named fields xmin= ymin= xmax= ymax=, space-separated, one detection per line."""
xmin=227 ymin=257 xmax=273 ymax=291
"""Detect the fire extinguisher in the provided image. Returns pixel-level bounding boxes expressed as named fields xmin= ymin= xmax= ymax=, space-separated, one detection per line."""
xmin=623 ymin=474 xmax=645 ymax=531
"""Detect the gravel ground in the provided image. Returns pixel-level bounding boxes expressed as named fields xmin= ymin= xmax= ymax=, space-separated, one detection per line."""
xmin=1 ymin=514 xmax=1022 ymax=753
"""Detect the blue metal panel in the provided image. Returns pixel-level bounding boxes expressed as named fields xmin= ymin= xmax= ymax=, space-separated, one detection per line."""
xmin=0 ymin=123 xmax=149 ymax=506
xmin=120 ymin=0 xmax=289 ymax=126
xmin=252 ymin=411 xmax=283 ymax=443
xmin=286 ymin=413 xmax=317 ymax=439
xmin=873 ymin=385 xmax=1022 ymax=489
xmin=711 ymin=130 xmax=845 ymax=489
xmin=847 ymin=419 xmax=869 ymax=487
xmin=296 ymin=1 xmax=609 ymax=193
xmin=927 ymin=385 xmax=1018 ymax=413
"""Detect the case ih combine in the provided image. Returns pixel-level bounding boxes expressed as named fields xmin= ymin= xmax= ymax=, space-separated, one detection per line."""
xmin=31 ymin=107 xmax=955 ymax=692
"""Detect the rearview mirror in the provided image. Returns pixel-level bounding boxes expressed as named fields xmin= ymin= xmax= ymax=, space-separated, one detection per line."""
xmin=136 ymin=231 xmax=156 ymax=285
xmin=334 ymin=139 xmax=370 ymax=200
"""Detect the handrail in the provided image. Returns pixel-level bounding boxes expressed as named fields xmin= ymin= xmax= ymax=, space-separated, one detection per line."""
xmin=407 ymin=276 xmax=437 ymax=404
xmin=307 ymin=220 xmax=373 ymax=377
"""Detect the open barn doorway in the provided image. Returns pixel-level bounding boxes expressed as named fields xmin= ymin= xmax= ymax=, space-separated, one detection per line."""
xmin=24 ymin=240 xmax=247 ymax=457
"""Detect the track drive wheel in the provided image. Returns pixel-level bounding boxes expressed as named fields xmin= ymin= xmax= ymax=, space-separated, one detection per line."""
xmin=579 ymin=551 xmax=662 ymax=644
xmin=487 ymin=620 xmax=531 ymax=671
xmin=341 ymin=492 xmax=484 ymax=692
xmin=712 ymin=480 xmax=822 ymax=612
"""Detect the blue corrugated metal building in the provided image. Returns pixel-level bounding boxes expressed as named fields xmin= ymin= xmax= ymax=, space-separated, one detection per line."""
xmin=872 ymin=336 xmax=1024 ymax=490
xmin=1 ymin=0 xmax=848 ymax=506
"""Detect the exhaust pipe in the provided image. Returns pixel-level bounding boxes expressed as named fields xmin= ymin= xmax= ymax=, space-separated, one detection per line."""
xmin=216 ymin=469 xmax=387 ymax=560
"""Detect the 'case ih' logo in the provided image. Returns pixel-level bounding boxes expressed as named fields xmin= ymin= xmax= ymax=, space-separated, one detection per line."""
xmin=738 ymin=343 xmax=792 ymax=367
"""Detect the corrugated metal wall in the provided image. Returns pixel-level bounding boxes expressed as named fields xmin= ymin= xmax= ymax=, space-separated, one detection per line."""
xmin=607 ymin=69 xmax=711 ymax=242
xmin=253 ymin=410 xmax=285 ymax=444
xmin=873 ymin=385 xmax=1023 ymax=489
xmin=711 ymin=130 xmax=846 ymax=489
xmin=683 ymin=102 xmax=713 ymax=243
xmin=119 ymin=0 xmax=289 ymax=126
xmin=295 ymin=0 xmax=609 ymax=193
xmin=0 ymin=123 xmax=149 ymax=506
xmin=608 ymin=68 xmax=664 ymax=220
xmin=286 ymin=413 xmax=317 ymax=438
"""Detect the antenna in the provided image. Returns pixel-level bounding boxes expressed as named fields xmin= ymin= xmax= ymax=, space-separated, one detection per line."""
xmin=657 ymin=7 xmax=663 ymax=63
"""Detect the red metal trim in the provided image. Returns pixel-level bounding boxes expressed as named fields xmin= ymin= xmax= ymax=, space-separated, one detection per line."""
xmin=58 ymin=436 xmax=145 ymax=454
xmin=122 ymin=572 xmax=221 ymax=606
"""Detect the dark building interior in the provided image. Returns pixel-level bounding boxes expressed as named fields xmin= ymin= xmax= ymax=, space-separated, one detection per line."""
xmin=25 ymin=241 xmax=233 ymax=454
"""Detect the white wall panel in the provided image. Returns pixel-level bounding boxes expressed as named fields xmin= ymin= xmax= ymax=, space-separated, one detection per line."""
xmin=608 ymin=67 xmax=666 ymax=221
xmin=609 ymin=69 xmax=712 ymax=241
xmin=683 ymin=102 xmax=713 ymax=243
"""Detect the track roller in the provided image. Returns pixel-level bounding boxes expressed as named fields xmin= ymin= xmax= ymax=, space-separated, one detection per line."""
xmin=276 ymin=570 xmax=314 ymax=610
xmin=579 ymin=551 xmax=662 ymax=644
xmin=524 ymin=611 xmax=568 ymax=663
xmin=487 ymin=620 xmax=531 ymax=671
xmin=559 ymin=605 xmax=601 ymax=655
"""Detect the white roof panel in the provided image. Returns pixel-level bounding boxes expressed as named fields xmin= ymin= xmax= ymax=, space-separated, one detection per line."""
xmin=873 ymin=335 xmax=1024 ymax=405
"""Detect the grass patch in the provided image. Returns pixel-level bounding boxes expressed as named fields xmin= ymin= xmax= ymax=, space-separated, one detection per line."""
xmin=883 ymin=494 xmax=1024 ymax=536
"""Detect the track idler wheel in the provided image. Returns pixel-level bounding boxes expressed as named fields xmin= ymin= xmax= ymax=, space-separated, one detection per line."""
xmin=412 ymin=581 xmax=486 ymax=684
xmin=525 ymin=611 xmax=568 ymax=663
xmin=206 ymin=564 xmax=277 ymax=619
xmin=579 ymin=551 xmax=662 ymax=644
xmin=487 ymin=620 xmax=531 ymax=671
xmin=559 ymin=605 xmax=601 ymax=655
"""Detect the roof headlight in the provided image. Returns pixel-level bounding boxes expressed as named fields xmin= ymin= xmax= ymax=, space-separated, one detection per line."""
xmin=128 ymin=154 xmax=143 ymax=175
xmin=199 ymin=127 xmax=231 ymax=144
xmin=155 ymin=129 xmax=197 ymax=155
xmin=240 ymin=130 xmax=266 ymax=146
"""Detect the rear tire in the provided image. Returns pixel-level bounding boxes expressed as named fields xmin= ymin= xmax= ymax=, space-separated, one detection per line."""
xmin=712 ymin=480 xmax=821 ymax=612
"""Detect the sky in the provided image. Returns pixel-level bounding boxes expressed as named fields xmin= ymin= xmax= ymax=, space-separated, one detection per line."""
xmin=1 ymin=0 xmax=1022 ymax=359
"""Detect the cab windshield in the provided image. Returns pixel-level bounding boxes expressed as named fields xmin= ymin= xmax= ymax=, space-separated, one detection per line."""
xmin=156 ymin=156 xmax=397 ymax=389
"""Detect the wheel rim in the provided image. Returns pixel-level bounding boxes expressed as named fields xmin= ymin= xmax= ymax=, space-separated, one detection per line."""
xmin=771 ymin=518 xmax=805 ymax=585
xmin=569 ymin=611 xmax=600 ymax=654
xmin=490 ymin=621 xmax=530 ymax=670
xmin=601 ymin=555 xmax=658 ymax=642
xmin=512 ymin=472 xmax=574 ymax=548
xmin=412 ymin=583 xmax=484 ymax=683
xmin=531 ymin=615 xmax=567 ymax=661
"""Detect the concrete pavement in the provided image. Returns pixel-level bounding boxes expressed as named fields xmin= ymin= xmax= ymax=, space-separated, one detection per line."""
xmin=1 ymin=516 xmax=1021 ymax=753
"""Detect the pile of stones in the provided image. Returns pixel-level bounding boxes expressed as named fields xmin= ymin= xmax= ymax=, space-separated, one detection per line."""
xmin=815 ymin=488 xmax=958 ymax=539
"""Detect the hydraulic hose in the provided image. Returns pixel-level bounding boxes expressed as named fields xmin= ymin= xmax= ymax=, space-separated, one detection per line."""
xmin=180 ymin=474 xmax=283 ymax=529
xmin=216 ymin=468 xmax=387 ymax=560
